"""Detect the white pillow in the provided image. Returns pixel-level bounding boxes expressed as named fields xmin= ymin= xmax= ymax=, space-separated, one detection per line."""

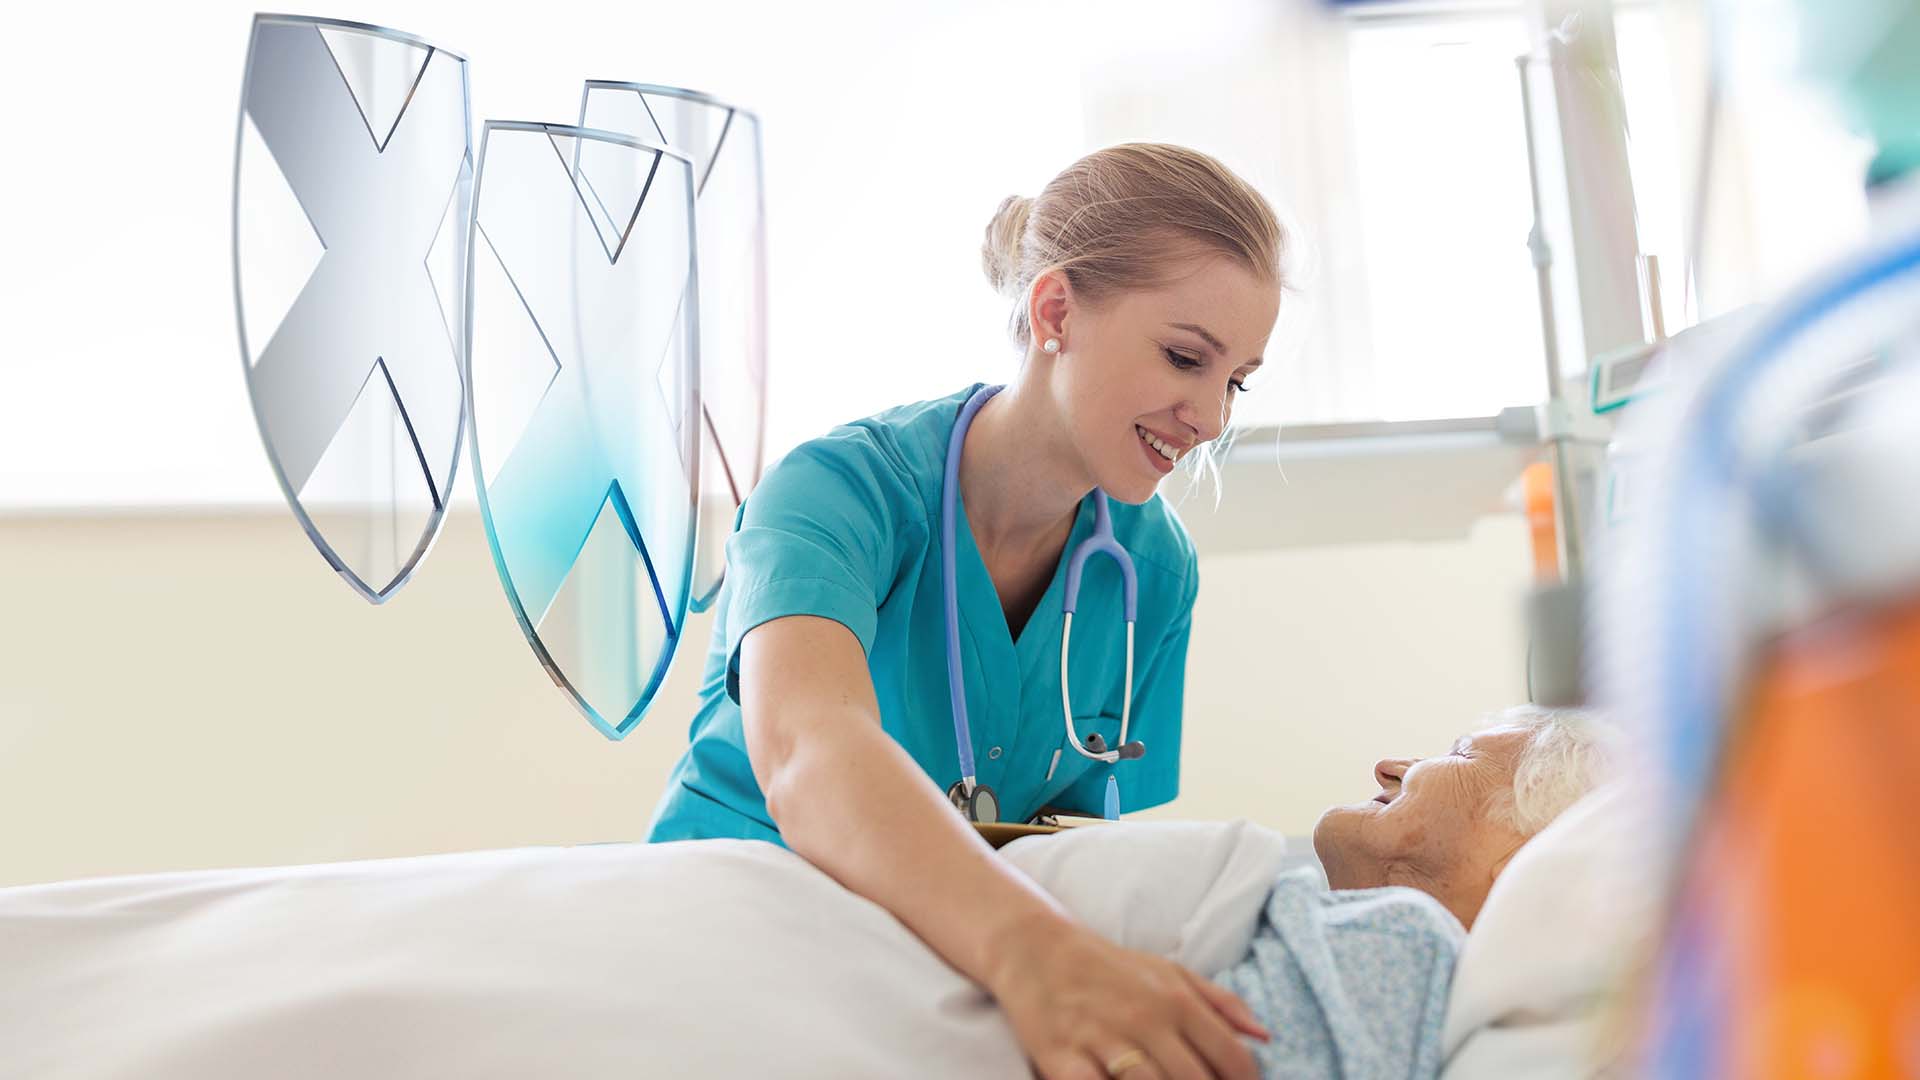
xmin=1440 ymin=782 xmax=1660 ymax=1079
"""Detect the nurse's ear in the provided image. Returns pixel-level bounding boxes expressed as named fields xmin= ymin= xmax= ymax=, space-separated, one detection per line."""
xmin=1025 ymin=267 xmax=1073 ymax=359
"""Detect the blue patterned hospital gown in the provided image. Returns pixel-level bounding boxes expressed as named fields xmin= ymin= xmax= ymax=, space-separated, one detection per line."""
xmin=1211 ymin=868 xmax=1464 ymax=1079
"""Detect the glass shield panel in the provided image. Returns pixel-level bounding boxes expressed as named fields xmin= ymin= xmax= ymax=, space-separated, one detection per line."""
xmin=582 ymin=83 xmax=768 ymax=612
xmin=234 ymin=15 xmax=472 ymax=602
xmin=467 ymin=122 xmax=700 ymax=740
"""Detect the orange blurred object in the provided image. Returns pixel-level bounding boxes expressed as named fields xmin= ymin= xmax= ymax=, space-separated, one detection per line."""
xmin=1522 ymin=460 xmax=1560 ymax=583
xmin=1666 ymin=594 xmax=1920 ymax=1078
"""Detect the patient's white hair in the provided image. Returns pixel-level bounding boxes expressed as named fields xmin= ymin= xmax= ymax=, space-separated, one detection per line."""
xmin=1484 ymin=705 xmax=1620 ymax=836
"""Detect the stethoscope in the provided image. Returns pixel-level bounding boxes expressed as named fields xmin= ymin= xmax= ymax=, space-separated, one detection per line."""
xmin=941 ymin=384 xmax=1146 ymax=824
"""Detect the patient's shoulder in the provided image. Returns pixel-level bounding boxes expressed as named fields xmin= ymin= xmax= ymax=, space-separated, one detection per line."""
xmin=1269 ymin=868 xmax=1467 ymax=947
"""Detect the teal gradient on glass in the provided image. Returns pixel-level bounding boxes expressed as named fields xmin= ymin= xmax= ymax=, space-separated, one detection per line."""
xmin=467 ymin=122 xmax=700 ymax=739
xmin=580 ymin=83 xmax=768 ymax=613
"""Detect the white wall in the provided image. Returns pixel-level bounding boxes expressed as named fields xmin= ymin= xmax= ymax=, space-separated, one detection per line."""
xmin=0 ymin=0 xmax=1598 ymax=511
xmin=0 ymin=0 xmax=1538 ymax=887
xmin=0 ymin=0 xmax=1085 ymax=507
xmin=0 ymin=507 xmax=1528 ymax=887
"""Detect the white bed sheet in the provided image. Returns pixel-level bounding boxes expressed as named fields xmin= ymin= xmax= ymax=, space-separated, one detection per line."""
xmin=0 ymin=821 xmax=1290 ymax=1080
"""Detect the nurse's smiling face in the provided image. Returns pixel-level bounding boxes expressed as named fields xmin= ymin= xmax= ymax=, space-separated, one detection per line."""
xmin=1033 ymin=245 xmax=1281 ymax=504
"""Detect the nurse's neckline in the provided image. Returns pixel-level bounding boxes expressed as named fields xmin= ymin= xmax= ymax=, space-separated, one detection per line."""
xmin=957 ymin=486 xmax=1090 ymax=643
xmin=954 ymin=384 xmax=1096 ymax=557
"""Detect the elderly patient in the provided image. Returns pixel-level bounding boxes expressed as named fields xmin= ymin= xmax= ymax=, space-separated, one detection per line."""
xmin=1212 ymin=705 xmax=1617 ymax=1079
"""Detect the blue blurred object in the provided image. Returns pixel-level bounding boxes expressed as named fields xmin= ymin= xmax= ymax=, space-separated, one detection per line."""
xmin=1637 ymin=201 xmax=1920 ymax=1080
xmin=1653 ymin=231 xmax=1920 ymax=824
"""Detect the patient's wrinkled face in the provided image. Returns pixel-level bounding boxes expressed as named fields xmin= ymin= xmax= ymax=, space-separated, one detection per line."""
xmin=1311 ymin=723 xmax=1534 ymax=930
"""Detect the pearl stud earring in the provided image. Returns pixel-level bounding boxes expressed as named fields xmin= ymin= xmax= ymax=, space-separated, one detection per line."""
xmin=1042 ymin=338 xmax=1060 ymax=354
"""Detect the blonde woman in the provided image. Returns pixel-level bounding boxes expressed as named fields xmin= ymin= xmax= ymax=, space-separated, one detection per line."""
xmin=651 ymin=144 xmax=1285 ymax=1080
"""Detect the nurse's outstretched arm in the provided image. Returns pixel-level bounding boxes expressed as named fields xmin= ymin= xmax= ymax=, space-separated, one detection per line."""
xmin=738 ymin=615 xmax=1266 ymax=1080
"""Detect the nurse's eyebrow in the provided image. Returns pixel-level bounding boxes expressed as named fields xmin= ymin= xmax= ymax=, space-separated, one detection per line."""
xmin=1168 ymin=322 xmax=1263 ymax=368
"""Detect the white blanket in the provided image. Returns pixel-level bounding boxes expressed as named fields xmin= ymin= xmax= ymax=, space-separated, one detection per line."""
xmin=0 ymin=821 xmax=1289 ymax=1080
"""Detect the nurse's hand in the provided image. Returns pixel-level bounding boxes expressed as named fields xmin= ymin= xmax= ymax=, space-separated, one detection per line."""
xmin=984 ymin=914 xmax=1266 ymax=1080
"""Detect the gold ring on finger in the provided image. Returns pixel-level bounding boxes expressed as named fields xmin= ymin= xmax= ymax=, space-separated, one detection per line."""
xmin=1104 ymin=1048 xmax=1149 ymax=1077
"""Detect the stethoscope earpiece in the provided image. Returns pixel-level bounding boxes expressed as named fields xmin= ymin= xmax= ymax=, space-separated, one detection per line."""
xmin=1081 ymin=733 xmax=1146 ymax=762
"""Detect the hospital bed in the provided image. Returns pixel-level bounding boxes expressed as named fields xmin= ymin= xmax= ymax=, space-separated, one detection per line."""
xmin=0 ymin=799 xmax=1640 ymax=1079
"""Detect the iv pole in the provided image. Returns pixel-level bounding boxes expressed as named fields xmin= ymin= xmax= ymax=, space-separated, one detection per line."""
xmin=1516 ymin=48 xmax=1588 ymax=584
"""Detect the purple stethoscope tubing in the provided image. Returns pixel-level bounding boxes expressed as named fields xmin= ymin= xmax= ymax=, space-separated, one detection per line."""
xmin=941 ymin=385 xmax=1143 ymax=820
xmin=940 ymin=385 xmax=998 ymax=790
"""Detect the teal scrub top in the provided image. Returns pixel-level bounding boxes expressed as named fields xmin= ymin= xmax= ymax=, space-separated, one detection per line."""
xmin=646 ymin=384 xmax=1199 ymax=846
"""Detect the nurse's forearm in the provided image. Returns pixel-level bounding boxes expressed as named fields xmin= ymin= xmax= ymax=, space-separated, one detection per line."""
xmin=740 ymin=617 xmax=1073 ymax=992
xmin=780 ymin=713 xmax=1073 ymax=979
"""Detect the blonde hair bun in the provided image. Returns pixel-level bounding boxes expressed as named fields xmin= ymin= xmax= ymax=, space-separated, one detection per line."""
xmin=980 ymin=194 xmax=1033 ymax=299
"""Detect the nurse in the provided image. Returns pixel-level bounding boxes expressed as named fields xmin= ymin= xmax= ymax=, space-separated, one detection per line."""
xmin=651 ymin=143 xmax=1285 ymax=1080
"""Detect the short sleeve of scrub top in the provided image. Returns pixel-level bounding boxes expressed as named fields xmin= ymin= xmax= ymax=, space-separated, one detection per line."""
xmin=646 ymin=385 xmax=1199 ymax=846
xmin=716 ymin=430 xmax=913 ymax=694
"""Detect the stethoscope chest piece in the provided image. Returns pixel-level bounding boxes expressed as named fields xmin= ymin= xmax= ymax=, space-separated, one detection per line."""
xmin=947 ymin=779 xmax=1000 ymax=824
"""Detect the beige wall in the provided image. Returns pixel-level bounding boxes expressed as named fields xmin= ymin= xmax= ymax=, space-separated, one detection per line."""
xmin=0 ymin=508 xmax=1529 ymax=888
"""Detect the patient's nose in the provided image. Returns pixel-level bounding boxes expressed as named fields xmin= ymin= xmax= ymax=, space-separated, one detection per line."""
xmin=1375 ymin=757 xmax=1411 ymax=790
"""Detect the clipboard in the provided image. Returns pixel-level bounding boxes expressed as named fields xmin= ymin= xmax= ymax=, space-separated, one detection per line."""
xmin=974 ymin=814 xmax=1111 ymax=849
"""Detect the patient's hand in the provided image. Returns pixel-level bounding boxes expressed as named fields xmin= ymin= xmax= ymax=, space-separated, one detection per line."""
xmin=984 ymin=913 xmax=1266 ymax=1080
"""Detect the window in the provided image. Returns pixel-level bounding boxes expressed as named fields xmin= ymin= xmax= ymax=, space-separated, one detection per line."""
xmin=1611 ymin=1 xmax=1874 ymax=326
xmin=1075 ymin=1 xmax=1555 ymax=433
xmin=1335 ymin=7 xmax=1547 ymax=422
